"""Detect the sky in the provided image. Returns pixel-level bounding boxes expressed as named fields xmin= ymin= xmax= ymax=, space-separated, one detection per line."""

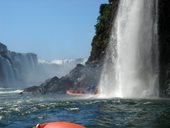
xmin=0 ymin=0 xmax=108 ymax=60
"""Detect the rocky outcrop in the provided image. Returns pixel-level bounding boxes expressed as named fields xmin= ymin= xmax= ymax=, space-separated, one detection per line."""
xmin=0 ymin=42 xmax=38 ymax=87
xmin=25 ymin=64 xmax=101 ymax=94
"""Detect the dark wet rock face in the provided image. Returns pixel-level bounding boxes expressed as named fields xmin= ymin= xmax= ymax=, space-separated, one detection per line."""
xmin=159 ymin=0 xmax=170 ymax=97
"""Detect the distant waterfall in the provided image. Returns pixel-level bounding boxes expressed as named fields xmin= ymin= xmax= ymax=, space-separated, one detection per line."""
xmin=99 ymin=0 xmax=159 ymax=98
xmin=0 ymin=42 xmax=38 ymax=87
xmin=0 ymin=57 xmax=16 ymax=85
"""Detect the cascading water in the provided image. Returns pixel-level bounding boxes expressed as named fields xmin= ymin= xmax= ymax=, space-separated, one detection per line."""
xmin=99 ymin=0 xmax=159 ymax=98
xmin=0 ymin=42 xmax=38 ymax=87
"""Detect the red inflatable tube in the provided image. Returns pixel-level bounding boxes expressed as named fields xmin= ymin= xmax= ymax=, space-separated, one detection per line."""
xmin=33 ymin=122 xmax=86 ymax=128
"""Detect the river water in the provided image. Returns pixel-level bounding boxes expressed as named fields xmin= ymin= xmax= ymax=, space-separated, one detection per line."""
xmin=0 ymin=88 xmax=170 ymax=128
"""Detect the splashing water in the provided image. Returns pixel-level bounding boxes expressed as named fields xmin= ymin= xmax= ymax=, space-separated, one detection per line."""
xmin=99 ymin=0 xmax=159 ymax=98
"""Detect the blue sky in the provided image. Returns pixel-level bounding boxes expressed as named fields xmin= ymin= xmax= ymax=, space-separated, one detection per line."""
xmin=0 ymin=0 xmax=108 ymax=60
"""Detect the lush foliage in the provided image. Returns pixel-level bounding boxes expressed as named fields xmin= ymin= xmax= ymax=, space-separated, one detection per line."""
xmin=87 ymin=3 xmax=112 ymax=63
xmin=87 ymin=0 xmax=119 ymax=65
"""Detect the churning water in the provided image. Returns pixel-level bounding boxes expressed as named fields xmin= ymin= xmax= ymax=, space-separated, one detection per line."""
xmin=99 ymin=0 xmax=159 ymax=98
xmin=0 ymin=89 xmax=170 ymax=128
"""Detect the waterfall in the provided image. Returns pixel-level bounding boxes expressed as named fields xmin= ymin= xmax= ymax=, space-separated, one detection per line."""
xmin=0 ymin=57 xmax=16 ymax=86
xmin=99 ymin=0 xmax=159 ymax=98
xmin=0 ymin=44 xmax=38 ymax=87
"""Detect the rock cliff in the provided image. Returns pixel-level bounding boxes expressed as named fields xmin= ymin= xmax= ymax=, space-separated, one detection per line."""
xmin=0 ymin=42 xmax=38 ymax=87
xmin=87 ymin=0 xmax=119 ymax=65
xmin=159 ymin=0 xmax=170 ymax=97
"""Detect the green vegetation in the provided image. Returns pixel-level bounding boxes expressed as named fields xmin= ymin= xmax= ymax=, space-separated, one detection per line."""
xmin=88 ymin=3 xmax=112 ymax=64
xmin=87 ymin=0 xmax=119 ymax=65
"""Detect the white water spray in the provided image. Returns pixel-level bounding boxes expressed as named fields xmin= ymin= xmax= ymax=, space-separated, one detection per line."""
xmin=99 ymin=0 xmax=159 ymax=98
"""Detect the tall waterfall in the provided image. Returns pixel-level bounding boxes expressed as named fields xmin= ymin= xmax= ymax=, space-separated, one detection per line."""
xmin=99 ymin=0 xmax=159 ymax=98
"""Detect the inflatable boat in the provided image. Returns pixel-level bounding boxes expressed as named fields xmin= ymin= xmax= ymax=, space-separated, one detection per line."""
xmin=33 ymin=122 xmax=86 ymax=128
